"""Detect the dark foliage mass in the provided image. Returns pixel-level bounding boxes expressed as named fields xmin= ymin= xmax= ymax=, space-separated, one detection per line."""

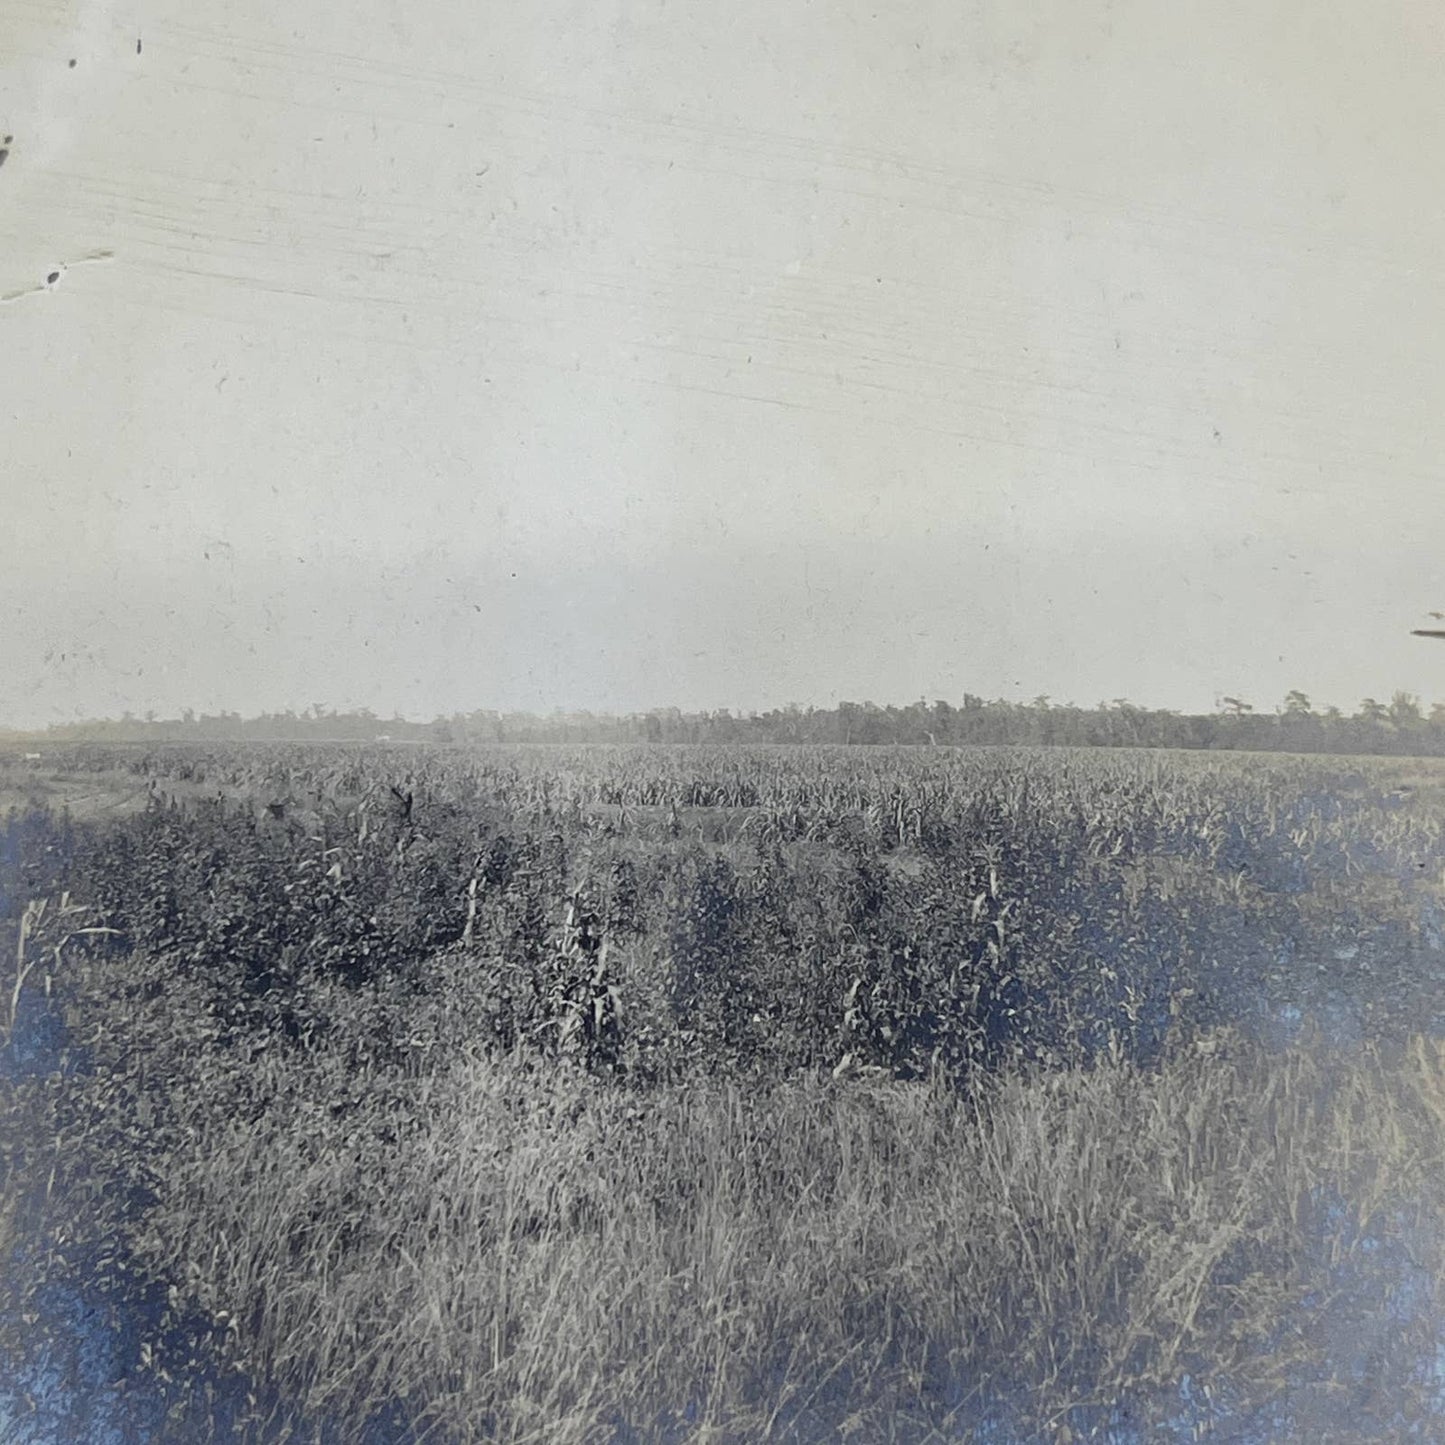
xmin=11 ymin=742 xmax=1443 ymax=1076
xmin=11 ymin=686 xmax=1445 ymax=755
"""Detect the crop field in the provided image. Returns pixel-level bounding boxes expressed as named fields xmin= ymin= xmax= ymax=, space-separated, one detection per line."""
xmin=4 ymin=742 xmax=1445 ymax=1442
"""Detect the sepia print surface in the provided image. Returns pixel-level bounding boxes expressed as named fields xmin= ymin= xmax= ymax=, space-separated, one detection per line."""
xmin=4 ymin=1 xmax=1445 ymax=1440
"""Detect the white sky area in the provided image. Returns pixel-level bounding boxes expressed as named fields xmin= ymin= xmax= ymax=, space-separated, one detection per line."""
xmin=3 ymin=0 xmax=1445 ymax=725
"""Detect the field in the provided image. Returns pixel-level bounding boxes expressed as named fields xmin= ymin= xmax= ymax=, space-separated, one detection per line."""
xmin=3 ymin=743 xmax=1445 ymax=1442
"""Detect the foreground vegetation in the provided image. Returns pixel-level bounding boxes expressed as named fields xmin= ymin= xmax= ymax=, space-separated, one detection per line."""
xmin=3 ymin=743 xmax=1445 ymax=1440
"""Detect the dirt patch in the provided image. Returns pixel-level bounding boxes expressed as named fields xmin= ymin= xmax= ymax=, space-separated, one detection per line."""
xmin=0 ymin=757 xmax=151 ymax=822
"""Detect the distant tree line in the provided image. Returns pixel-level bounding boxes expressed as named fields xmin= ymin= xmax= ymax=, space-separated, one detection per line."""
xmin=11 ymin=690 xmax=1445 ymax=756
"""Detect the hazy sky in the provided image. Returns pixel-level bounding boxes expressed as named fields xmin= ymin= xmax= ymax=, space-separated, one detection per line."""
xmin=4 ymin=0 xmax=1445 ymax=725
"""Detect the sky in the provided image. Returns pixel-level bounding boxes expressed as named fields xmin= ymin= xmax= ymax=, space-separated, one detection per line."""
xmin=3 ymin=0 xmax=1445 ymax=726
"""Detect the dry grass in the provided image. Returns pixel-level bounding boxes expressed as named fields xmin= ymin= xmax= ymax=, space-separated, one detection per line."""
xmin=115 ymin=1030 xmax=1445 ymax=1443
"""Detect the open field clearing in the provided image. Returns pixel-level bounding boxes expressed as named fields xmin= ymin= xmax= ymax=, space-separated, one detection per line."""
xmin=0 ymin=754 xmax=155 ymax=824
xmin=4 ymin=743 xmax=1445 ymax=1441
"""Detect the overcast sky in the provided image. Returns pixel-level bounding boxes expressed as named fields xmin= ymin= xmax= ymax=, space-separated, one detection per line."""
xmin=4 ymin=0 xmax=1445 ymax=725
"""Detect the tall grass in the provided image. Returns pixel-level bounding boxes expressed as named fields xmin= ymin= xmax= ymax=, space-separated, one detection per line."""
xmin=102 ymin=1029 xmax=1445 ymax=1443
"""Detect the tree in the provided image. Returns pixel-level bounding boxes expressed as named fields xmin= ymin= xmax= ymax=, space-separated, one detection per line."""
xmin=1389 ymin=691 xmax=1423 ymax=728
xmin=1282 ymin=690 xmax=1312 ymax=716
